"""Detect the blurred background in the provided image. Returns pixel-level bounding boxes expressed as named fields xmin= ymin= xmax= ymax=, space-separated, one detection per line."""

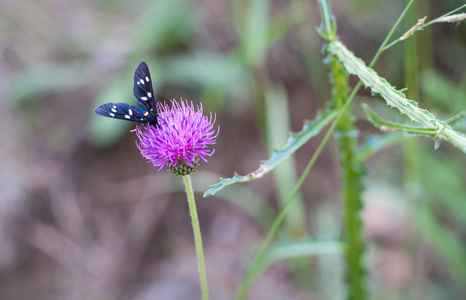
xmin=0 ymin=0 xmax=465 ymax=299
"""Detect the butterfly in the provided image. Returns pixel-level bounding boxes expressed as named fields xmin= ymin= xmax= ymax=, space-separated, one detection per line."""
xmin=95 ymin=62 xmax=158 ymax=126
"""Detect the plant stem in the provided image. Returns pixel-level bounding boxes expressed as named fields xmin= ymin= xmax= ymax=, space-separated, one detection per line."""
xmin=331 ymin=55 xmax=366 ymax=300
xmin=420 ymin=3 xmax=466 ymax=28
xmin=318 ymin=1 xmax=418 ymax=300
xmin=377 ymin=0 xmax=415 ymax=54
xmin=183 ymin=175 xmax=209 ymax=300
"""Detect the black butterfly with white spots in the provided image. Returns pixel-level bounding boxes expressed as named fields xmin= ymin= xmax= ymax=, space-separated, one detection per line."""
xmin=95 ymin=62 xmax=158 ymax=126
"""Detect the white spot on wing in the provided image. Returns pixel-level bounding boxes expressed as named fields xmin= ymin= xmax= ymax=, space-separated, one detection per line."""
xmin=141 ymin=96 xmax=148 ymax=101
xmin=109 ymin=113 xmax=115 ymax=117
xmin=125 ymin=115 xmax=131 ymax=119
xmin=147 ymin=92 xmax=152 ymax=98
xmin=145 ymin=76 xmax=149 ymax=82
xmin=139 ymin=79 xmax=145 ymax=85
xmin=112 ymin=105 xmax=116 ymax=109
xmin=128 ymin=109 xmax=133 ymax=115
xmin=111 ymin=108 xmax=117 ymax=113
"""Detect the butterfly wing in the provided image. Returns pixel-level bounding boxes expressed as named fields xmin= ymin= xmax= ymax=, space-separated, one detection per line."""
xmin=95 ymin=102 xmax=152 ymax=124
xmin=94 ymin=62 xmax=159 ymax=126
xmin=133 ymin=62 xmax=157 ymax=118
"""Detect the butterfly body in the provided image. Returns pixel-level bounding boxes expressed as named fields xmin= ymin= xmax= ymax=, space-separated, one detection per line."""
xmin=95 ymin=62 xmax=158 ymax=126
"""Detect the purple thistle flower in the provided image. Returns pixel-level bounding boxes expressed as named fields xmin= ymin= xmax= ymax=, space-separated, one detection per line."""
xmin=135 ymin=98 xmax=219 ymax=175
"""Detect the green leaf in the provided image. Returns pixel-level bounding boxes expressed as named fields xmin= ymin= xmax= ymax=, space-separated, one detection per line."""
xmin=204 ymin=110 xmax=337 ymax=197
xmin=362 ymin=103 xmax=438 ymax=135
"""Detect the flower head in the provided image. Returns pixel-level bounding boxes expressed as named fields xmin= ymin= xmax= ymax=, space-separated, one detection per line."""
xmin=135 ymin=98 xmax=219 ymax=175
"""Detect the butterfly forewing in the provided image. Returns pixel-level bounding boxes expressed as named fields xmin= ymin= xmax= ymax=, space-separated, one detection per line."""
xmin=133 ymin=62 xmax=157 ymax=117
xmin=95 ymin=102 xmax=151 ymax=124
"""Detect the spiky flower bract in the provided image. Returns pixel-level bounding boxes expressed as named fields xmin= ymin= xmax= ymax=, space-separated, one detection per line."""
xmin=135 ymin=99 xmax=219 ymax=175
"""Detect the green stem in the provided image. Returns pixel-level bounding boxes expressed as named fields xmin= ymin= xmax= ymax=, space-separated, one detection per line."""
xmin=329 ymin=54 xmax=367 ymax=300
xmin=383 ymin=3 xmax=466 ymax=51
xmin=419 ymin=3 xmax=466 ymax=28
xmin=183 ymin=175 xmax=209 ymax=300
xmin=376 ymin=0 xmax=415 ymax=56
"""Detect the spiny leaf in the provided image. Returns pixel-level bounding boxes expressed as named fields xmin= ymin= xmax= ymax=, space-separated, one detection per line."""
xmin=327 ymin=40 xmax=466 ymax=152
xmin=204 ymin=110 xmax=337 ymax=197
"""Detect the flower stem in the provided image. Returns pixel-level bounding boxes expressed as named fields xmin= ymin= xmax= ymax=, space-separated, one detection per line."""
xmin=183 ymin=175 xmax=209 ymax=300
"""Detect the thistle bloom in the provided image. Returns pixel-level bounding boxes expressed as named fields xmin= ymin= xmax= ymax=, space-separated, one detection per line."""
xmin=135 ymin=99 xmax=219 ymax=175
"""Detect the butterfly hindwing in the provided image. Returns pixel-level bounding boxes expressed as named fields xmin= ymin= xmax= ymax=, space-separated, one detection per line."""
xmin=133 ymin=62 xmax=157 ymax=117
xmin=95 ymin=102 xmax=151 ymax=124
